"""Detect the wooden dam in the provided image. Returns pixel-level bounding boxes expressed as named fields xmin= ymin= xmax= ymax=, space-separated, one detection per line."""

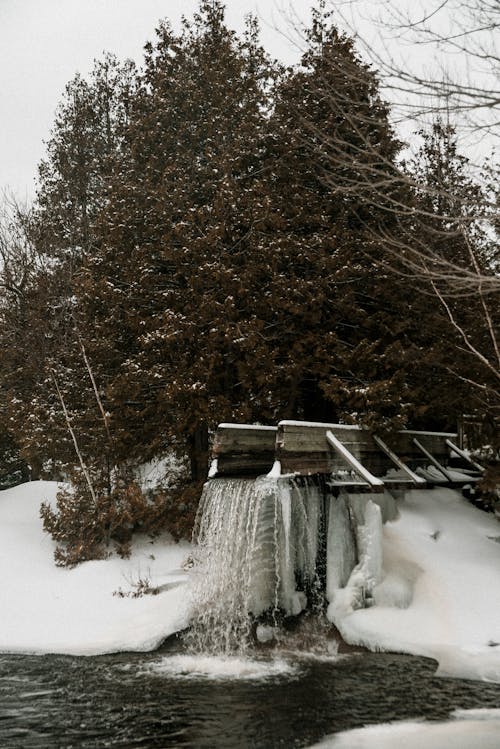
xmin=210 ymin=420 xmax=483 ymax=491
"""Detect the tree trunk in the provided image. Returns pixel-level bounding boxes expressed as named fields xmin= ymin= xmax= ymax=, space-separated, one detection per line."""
xmin=188 ymin=423 xmax=209 ymax=482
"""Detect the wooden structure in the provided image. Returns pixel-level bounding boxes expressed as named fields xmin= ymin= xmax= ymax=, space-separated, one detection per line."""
xmin=211 ymin=420 xmax=483 ymax=491
xmin=212 ymin=423 xmax=277 ymax=477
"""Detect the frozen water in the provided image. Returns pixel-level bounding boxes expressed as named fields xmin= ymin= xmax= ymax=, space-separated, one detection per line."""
xmin=188 ymin=476 xmax=329 ymax=654
xmin=326 ymin=494 xmax=356 ymax=599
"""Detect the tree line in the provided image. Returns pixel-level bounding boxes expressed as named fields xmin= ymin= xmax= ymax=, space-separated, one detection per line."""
xmin=0 ymin=2 xmax=497 ymax=516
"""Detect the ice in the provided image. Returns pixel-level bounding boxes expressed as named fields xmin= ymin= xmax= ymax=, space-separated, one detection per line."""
xmin=308 ymin=710 xmax=500 ymax=748
xmin=327 ymin=495 xmax=383 ymax=619
xmin=325 ymin=494 xmax=356 ymax=598
xmin=267 ymin=460 xmax=282 ymax=477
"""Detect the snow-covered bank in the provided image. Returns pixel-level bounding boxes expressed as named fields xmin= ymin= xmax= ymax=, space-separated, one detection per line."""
xmin=2 ymin=478 xmax=500 ymax=684
xmin=309 ymin=709 xmax=500 ymax=749
xmin=0 ymin=481 xmax=192 ymax=655
xmin=328 ymin=488 xmax=500 ymax=682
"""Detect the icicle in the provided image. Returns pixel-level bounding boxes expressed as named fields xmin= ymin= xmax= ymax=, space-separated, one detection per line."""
xmin=326 ymin=493 xmax=357 ymax=602
xmin=188 ymin=475 xmax=389 ymax=655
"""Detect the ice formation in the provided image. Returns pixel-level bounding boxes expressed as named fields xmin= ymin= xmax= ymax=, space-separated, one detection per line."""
xmin=188 ymin=476 xmax=328 ymax=653
xmin=188 ymin=474 xmax=390 ymax=655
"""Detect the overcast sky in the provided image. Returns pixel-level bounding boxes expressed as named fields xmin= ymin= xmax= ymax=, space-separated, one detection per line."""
xmin=0 ymin=1 xmax=490 ymax=201
xmin=1 ymin=0 xmax=320 ymax=200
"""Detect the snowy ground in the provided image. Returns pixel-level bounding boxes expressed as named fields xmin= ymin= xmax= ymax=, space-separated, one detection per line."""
xmin=0 ymin=481 xmax=191 ymax=655
xmin=2 ymin=478 xmax=500 ymax=688
xmin=309 ymin=709 xmax=500 ymax=749
xmin=328 ymin=487 xmax=500 ymax=683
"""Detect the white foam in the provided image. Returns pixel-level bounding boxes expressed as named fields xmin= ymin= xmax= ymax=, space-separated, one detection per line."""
xmin=146 ymin=654 xmax=299 ymax=680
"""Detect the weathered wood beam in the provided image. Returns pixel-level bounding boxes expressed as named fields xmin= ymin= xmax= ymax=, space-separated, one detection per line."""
xmin=389 ymin=429 xmax=457 ymax=459
xmin=277 ymin=421 xmax=388 ymax=475
xmin=326 ymin=430 xmax=385 ymax=492
xmin=445 ymin=439 xmax=484 ymax=473
xmin=412 ymin=438 xmax=452 ymax=481
xmin=212 ymin=423 xmax=277 ymax=477
xmin=373 ymin=434 xmax=427 ymax=486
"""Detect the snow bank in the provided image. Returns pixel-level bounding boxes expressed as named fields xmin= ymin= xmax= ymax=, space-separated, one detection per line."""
xmin=309 ymin=709 xmax=500 ymax=748
xmin=327 ymin=488 xmax=500 ymax=682
xmin=0 ymin=481 xmax=192 ymax=655
xmin=3 ymin=477 xmax=500 ymax=683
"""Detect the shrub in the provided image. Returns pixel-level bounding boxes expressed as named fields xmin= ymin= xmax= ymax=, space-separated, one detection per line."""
xmin=40 ymin=468 xmax=203 ymax=566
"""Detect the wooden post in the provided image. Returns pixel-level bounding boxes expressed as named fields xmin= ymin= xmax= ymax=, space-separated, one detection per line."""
xmin=373 ymin=434 xmax=427 ymax=485
xmin=445 ymin=439 xmax=484 ymax=472
xmin=326 ymin=430 xmax=385 ymax=492
xmin=412 ymin=438 xmax=452 ymax=481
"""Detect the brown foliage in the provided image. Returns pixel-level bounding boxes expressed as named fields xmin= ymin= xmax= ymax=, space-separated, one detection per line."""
xmin=40 ymin=471 xmax=204 ymax=567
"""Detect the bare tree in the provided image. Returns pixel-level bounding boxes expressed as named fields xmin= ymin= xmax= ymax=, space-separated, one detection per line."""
xmin=0 ymin=191 xmax=38 ymax=300
xmin=279 ymin=2 xmax=499 ymax=427
xmin=327 ymin=0 xmax=499 ymax=144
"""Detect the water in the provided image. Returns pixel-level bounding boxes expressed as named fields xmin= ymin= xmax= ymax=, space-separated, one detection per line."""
xmin=189 ymin=477 xmax=343 ymax=654
xmin=2 ymin=646 xmax=500 ymax=748
xmin=4 ymin=477 xmax=495 ymax=746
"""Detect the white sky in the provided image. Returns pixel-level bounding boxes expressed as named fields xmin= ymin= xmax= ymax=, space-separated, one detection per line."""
xmin=0 ymin=1 xmax=492 ymax=200
xmin=0 ymin=0 xmax=317 ymax=200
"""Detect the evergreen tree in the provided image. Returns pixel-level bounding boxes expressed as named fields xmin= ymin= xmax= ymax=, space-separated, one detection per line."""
xmin=78 ymin=1 xmax=276 ymax=477
xmin=0 ymin=56 xmax=135 ymax=474
xmin=245 ymin=6 xmax=416 ymax=429
xmin=398 ymin=121 xmax=500 ymax=432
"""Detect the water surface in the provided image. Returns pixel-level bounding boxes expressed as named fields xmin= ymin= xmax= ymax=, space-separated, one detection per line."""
xmin=2 ymin=644 xmax=500 ymax=748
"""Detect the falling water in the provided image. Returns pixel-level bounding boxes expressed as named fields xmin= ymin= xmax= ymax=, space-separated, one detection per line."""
xmin=187 ymin=475 xmax=362 ymax=655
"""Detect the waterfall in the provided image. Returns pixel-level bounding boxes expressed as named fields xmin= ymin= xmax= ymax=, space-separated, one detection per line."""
xmin=187 ymin=476 xmax=383 ymax=655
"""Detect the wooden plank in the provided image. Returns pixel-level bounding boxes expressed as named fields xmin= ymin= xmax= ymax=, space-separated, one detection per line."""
xmin=213 ymin=424 xmax=277 ymax=452
xmin=277 ymin=421 xmax=392 ymax=475
xmin=390 ymin=430 xmax=456 ymax=459
xmin=326 ymin=430 xmax=385 ymax=491
xmin=212 ymin=423 xmax=277 ymax=477
xmin=412 ymin=438 xmax=452 ymax=481
xmin=276 ymin=421 xmax=456 ymax=468
xmin=373 ymin=434 xmax=427 ymax=485
xmin=445 ymin=439 xmax=484 ymax=473
xmin=211 ymin=420 xmax=459 ymax=479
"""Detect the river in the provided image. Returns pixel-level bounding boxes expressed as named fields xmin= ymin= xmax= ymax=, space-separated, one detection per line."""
xmin=2 ymin=639 xmax=500 ymax=748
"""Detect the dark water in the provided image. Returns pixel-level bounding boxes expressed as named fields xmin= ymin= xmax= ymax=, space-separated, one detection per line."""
xmin=2 ymin=643 xmax=500 ymax=749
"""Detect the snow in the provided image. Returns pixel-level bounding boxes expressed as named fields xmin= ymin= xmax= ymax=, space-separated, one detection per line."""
xmin=308 ymin=710 xmax=500 ymax=748
xmin=267 ymin=460 xmax=282 ymax=477
xmin=416 ymin=464 xmax=477 ymax=482
xmin=218 ymin=423 xmax=277 ymax=431
xmin=0 ymin=481 xmax=192 ymax=655
xmin=2 ymin=478 xmax=500 ymax=687
xmin=327 ymin=488 xmax=500 ymax=683
xmin=279 ymin=420 xmax=363 ymax=430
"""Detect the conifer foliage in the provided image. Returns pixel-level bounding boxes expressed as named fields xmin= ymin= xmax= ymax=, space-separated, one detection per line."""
xmin=0 ymin=2 xmax=497 ymax=560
